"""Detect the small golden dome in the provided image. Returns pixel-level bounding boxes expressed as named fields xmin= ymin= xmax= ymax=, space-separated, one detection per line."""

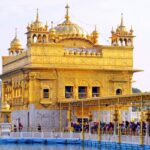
xmin=50 ymin=28 xmax=56 ymax=34
xmin=10 ymin=34 xmax=22 ymax=50
xmin=29 ymin=9 xmax=44 ymax=29
xmin=31 ymin=21 xmax=44 ymax=29
xmin=116 ymin=13 xmax=127 ymax=34
xmin=116 ymin=25 xmax=127 ymax=33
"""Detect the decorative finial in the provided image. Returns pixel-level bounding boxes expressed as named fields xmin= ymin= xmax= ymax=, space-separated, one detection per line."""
xmin=111 ymin=26 xmax=114 ymax=33
xmin=15 ymin=28 xmax=18 ymax=39
xmin=45 ymin=21 xmax=48 ymax=28
xmin=36 ymin=8 xmax=39 ymax=22
xmin=130 ymin=25 xmax=134 ymax=33
xmin=27 ymin=22 xmax=30 ymax=28
xmin=51 ymin=21 xmax=54 ymax=28
xmin=95 ymin=25 xmax=97 ymax=31
xmin=65 ymin=2 xmax=70 ymax=21
xmin=120 ymin=13 xmax=124 ymax=26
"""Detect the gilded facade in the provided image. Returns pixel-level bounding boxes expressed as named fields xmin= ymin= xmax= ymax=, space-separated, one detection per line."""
xmin=0 ymin=5 xmax=139 ymax=130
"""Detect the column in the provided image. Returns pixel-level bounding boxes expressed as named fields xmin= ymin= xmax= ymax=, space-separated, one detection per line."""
xmin=21 ymin=80 xmax=24 ymax=103
xmin=67 ymin=103 xmax=71 ymax=132
xmin=140 ymin=111 xmax=143 ymax=145
xmin=98 ymin=99 xmax=101 ymax=142
xmin=145 ymin=110 xmax=150 ymax=145
xmin=113 ymin=109 xmax=120 ymax=143
xmin=2 ymin=82 xmax=5 ymax=103
xmin=81 ymin=100 xmax=84 ymax=141
xmin=74 ymin=86 xmax=78 ymax=99
xmin=140 ymin=96 xmax=143 ymax=145
xmin=59 ymin=102 xmax=62 ymax=132
xmin=28 ymin=76 xmax=34 ymax=103
xmin=88 ymin=86 xmax=92 ymax=98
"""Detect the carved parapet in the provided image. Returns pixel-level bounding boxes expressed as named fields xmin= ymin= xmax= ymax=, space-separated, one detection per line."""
xmin=92 ymin=52 xmax=96 ymax=56
xmin=69 ymin=50 xmax=74 ymax=55
xmin=64 ymin=50 xmax=69 ymax=55
xmin=86 ymin=51 xmax=91 ymax=56
xmin=64 ymin=50 xmax=102 ymax=57
xmin=96 ymin=52 xmax=101 ymax=56
xmin=80 ymin=51 xmax=86 ymax=56
xmin=75 ymin=51 xmax=80 ymax=56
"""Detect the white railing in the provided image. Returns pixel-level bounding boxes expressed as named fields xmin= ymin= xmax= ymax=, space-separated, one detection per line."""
xmin=0 ymin=131 xmax=150 ymax=145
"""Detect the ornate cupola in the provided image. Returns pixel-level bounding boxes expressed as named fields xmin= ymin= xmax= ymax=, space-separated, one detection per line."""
xmin=26 ymin=9 xmax=49 ymax=47
xmin=91 ymin=26 xmax=99 ymax=44
xmin=111 ymin=13 xmax=135 ymax=46
xmin=49 ymin=4 xmax=88 ymax=42
xmin=9 ymin=29 xmax=23 ymax=55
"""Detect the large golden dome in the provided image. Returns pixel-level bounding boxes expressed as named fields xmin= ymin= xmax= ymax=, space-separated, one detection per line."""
xmin=52 ymin=4 xmax=87 ymax=36
xmin=54 ymin=20 xmax=87 ymax=36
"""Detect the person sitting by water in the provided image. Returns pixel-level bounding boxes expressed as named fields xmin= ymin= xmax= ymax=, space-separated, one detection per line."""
xmin=19 ymin=122 xmax=23 ymax=132
xmin=13 ymin=124 xmax=17 ymax=132
xmin=37 ymin=124 xmax=41 ymax=132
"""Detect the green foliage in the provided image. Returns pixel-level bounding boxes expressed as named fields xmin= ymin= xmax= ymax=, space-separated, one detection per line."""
xmin=132 ymin=87 xmax=141 ymax=93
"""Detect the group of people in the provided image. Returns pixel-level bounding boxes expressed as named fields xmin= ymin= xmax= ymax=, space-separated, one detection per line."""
xmin=13 ymin=122 xmax=23 ymax=132
xmin=71 ymin=121 xmax=148 ymax=136
xmin=13 ymin=121 xmax=42 ymax=132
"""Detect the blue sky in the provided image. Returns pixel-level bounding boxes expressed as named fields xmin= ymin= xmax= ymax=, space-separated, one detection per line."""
xmin=0 ymin=0 xmax=150 ymax=91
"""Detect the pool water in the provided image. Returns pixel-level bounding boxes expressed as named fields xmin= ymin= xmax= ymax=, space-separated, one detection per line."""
xmin=0 ymin=144 xmax=100 ymax=150
xmin=0 ymin=143 xmax=147 ymax=150
xmin=0 ymin=143 xmax=148 ymax=150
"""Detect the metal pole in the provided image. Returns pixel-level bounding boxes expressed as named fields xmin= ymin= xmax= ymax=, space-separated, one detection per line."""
xmin=59 ymin=102 xmax=62 ymax=132
xmin=118 ymin=98 xmax=121 ymax=143
xmin=68 ymin=102 xmax=71 ymax=132
xmin=98 ymin=99 xmax=101 ymax=142
xmin=140 ymin=96 xmax=143 ymax=145
xmin=82 ymin=100 xmax=84 ymax=142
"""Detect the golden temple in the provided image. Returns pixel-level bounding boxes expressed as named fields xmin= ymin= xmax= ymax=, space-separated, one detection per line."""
xmin=0 ymin=4 xmax=141 ymax=131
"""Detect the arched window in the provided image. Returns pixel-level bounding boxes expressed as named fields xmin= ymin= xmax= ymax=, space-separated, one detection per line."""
xmin=38 ymin=35 xmax=42 ymax=43
xmin=42 ymin=35 xmax=47 ymax=43
xmin=128 ymin=39 xmax=132 ymax=46
xmin=124 ymin=39 xmax=127 ymax=46
xmin=32 ymin=34 xmax=37 ymax=43
xmin=116 ymin=89 xmax=122 ymax=95
xmin=119 ymin=38 xmax=123 ymax=46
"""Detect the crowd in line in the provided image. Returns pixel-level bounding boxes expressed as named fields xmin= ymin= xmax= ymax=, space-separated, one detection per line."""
xmin=71 ymin=121 xmax=149 ymax=135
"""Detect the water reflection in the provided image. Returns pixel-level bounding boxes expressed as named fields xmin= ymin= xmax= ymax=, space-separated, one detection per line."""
xmin=0 ymin=144 xmax=99 ymax=150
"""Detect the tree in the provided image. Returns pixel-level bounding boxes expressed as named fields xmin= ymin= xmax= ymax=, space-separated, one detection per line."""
xmin=132 ymin=87 xmax=141 ymax=93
